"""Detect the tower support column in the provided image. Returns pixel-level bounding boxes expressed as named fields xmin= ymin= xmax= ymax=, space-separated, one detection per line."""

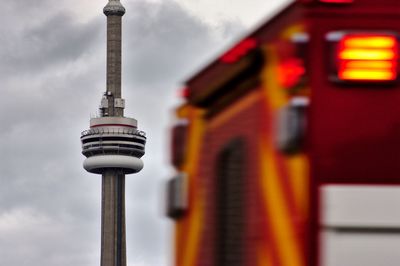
xmin=101 ymin=170 xmax=127 ymax=266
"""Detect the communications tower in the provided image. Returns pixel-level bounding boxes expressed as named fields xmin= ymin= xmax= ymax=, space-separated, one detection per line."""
xmin=80 ymin=1 xmax=146 ymax=266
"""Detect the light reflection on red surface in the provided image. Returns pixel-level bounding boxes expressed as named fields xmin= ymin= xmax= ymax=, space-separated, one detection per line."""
xmin=220 ymin=38 xmax=258 ymax=63
xmin=278 ymin=58 xmax=306 ymax=88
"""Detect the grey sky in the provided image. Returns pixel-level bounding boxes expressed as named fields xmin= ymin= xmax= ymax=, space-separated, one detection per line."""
xmin=0 ymin=0 xmax=289 ymax=265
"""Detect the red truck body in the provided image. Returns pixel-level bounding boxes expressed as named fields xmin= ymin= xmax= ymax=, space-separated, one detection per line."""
xmin=167 ymin=1 xmax=400 ymax=266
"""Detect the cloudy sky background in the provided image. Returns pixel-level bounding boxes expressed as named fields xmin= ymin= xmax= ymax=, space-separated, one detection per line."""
xmin=0 ymin=0 xmax=289 ymax=265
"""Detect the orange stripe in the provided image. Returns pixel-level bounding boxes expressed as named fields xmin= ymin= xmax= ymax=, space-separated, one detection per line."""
xmin=259 ymin=138 xmax=303 ymax=266
xmin=181 ymin=195 xmax=204 ymax=266
xmin=280 ymin=24 xmax=305 ymax=40
xmin=258 ymin=187 xmax=282 ymax=266
xmin=175 ymin=107 xmax=205 ymax=266
xmin=276 ymin=156 xmax=306 ymax=265
xmin=285 ymin=155 xmax=309 ymax=221
xmin=275 ymin=151 xmax=299 ymax=224
xmin=261 ymin=46 xmax=288 ymax=110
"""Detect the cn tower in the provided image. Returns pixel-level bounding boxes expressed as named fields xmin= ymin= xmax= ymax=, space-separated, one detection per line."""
xmin=80 ymin=1 xmax=146 ymax=266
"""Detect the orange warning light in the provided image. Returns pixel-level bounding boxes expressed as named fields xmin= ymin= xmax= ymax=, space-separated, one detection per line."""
xmin=337 ymin=34 xmax=398 ymax=81
xmin=278 ymin=58 xmax=306 ymax=88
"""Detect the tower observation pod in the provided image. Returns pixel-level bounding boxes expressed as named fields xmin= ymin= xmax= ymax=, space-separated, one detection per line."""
xmin=80 ymin=1 xmax=146 ymax=266
xmin=81 ymin=117 xmax=146 ymax=174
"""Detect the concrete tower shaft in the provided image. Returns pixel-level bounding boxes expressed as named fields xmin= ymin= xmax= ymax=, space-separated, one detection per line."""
xmin=101 ymin=170 xmax=127 ymax=266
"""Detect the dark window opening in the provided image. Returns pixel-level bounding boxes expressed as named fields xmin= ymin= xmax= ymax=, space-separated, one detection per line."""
xmin=215 ymin=139 xmax=246 ymax=266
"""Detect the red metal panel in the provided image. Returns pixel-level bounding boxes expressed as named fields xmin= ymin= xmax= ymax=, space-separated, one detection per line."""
xmin=308 ymin=15 xmax=400 ymax=184
xmin=306 ymin=8 xmax=400 ymax=266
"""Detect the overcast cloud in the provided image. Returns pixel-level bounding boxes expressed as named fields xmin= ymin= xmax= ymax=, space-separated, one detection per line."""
xmin=0 ymin=0 xmax=289 ymax=265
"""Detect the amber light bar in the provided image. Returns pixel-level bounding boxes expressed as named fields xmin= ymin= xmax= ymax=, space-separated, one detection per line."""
xmin=337 ymin=34 xmax=399 ymax=82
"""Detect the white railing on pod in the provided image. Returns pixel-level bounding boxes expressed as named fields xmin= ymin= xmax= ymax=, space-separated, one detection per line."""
xmin=81 ymin=128 xmax=146 ymax=137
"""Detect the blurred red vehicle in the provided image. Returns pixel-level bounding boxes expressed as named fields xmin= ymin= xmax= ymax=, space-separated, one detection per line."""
xmin=167 ymin=1 xmax=400 ymax=266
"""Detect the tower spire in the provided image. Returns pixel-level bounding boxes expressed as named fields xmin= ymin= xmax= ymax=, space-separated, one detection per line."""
xmin=103 ymin=0 xmax=126 ymax=117
xmin=104 ymin=0 xmax=126 ymax=16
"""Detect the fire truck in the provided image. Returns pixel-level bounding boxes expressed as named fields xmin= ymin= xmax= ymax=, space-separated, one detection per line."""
xmin=166 ymin=0 xmax=400 ymax=266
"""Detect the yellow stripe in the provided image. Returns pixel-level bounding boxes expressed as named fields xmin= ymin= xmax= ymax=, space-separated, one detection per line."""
xmin=285 ymin=155 xmax=309 ymax=218
xmin=280 ymin=24 xmax=305 ymax=40
xmin=261 ymin=46 xmax=287 ymax=109
xmin=176 ymin=104 xmax=191 ymax=119
xmin=178 ymin=107 xmax=205 ymax=266
xmin=259 ymin=139 xmax=303 ymax=266
xmin=184 ymin=109 xmax=205 ymax=174
xmin=181 ymin=193 xmax=204 ymax=266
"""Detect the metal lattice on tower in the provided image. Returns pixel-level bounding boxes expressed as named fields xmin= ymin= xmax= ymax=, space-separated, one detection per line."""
xmin=80 ymin=1 xmax=146 ymax=266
